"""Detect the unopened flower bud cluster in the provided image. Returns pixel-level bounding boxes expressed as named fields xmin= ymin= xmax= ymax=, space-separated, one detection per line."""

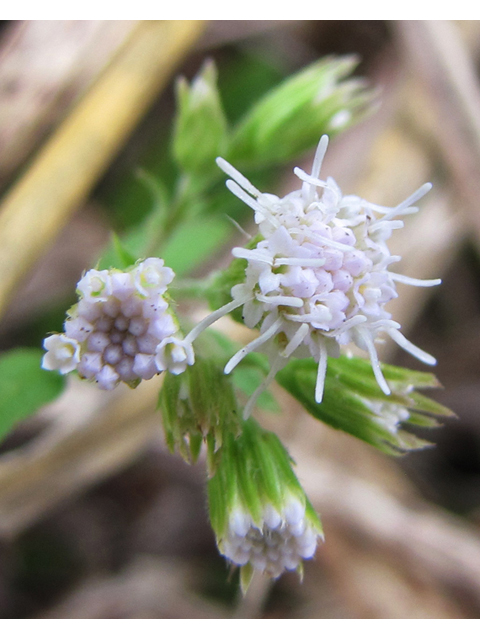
xmin=42 ymin=258 xmax=194 ymax=389
xmin=220 ymin=496 xmax=322 ymax=579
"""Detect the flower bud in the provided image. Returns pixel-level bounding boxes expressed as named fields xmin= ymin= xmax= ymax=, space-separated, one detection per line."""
xmin=207 ymin=419 xmax=323 ymax=591
xmin=173 ymin=59 xmax=228 ymax=174
xmin=228 ymin=56 xmax=374 ymax=168
xmin=277 ymin=355 xmax=455 ymax=455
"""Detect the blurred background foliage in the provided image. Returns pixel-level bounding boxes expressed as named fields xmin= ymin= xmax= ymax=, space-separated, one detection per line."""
xmin=0 ymin=20 xmax=480 ymax=619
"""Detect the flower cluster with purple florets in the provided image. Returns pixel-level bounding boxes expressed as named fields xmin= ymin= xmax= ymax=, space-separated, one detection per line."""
xmin=42 ymin=258 xmax=194 ymax=389
xmin=186 ymin=135 xmax=440 ymax=417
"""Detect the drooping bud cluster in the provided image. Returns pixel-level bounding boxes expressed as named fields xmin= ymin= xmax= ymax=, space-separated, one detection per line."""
xmin=208 ymin=419 xmax=323 ymax=588
xmin=220 ymin=495 xmax=321 ymax=579
xmin=187 ymin=135 xmax=440 ymax=417
xmin=42 ymin=258 xmax=194 ymax=389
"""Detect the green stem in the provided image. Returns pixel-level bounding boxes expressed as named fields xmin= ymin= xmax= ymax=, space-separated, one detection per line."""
xmin=170 ymin=272 xmax=221 ymax=299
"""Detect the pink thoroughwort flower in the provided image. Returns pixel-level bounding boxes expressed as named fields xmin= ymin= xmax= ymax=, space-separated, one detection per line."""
xmin=42 ymin=258 xmax=194 ymax=389
xmin=185 ymin=136 xmax=440 ymax=417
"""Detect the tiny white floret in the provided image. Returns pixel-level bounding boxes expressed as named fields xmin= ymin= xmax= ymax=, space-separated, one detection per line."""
xmin=155 ymin=336 xmax=195 ymax=375
xmin=42 ymin=334 xmax=81 ymax=374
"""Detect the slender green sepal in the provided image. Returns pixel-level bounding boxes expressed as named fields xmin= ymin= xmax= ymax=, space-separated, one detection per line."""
xmin=158 ymin=356 xmax=242 ymax=469
xmin=240 ymin=564 xmax=254 ymax=595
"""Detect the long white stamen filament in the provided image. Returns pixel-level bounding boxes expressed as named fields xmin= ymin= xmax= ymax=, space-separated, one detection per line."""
xmin=311 ymin=135 xmax=329 ymax=180
xmin=315 ymin=340 xmax=328 ymax=403
xmin=274 ymin=257 xmax=326 ymax=267
xmin=362 ymin=202 xmax=419 ymax=216
xmin=284 ymin=313 xmax=315 ymax=323
xmin=387 ymin=328 xmax=437 ymax=365
xmin=232 ymin=247 xmax=273 ymax=265
xmin=325 ymin=314 xmax=367 ymax=337
xmin=368 ymin=319 xmax=401 ymax=331
xmin=315 ymin=237 xmax=356 ymax=253
xmin=224 ymin=318 xmax=283 ymax=374
xmin=256 ymin=294 xmax=304 ymax=308
xmin=226 ymin=180 xmax=261 ymax=212
xmin=216 ymin=157 xmax=262 ymax=197
xmin=283 ymin=323 xmax=310 ymax=357
xmin=290 ymin=229 xmax=355 ymax=252
xmin=185 ymin=295 xmax=252 ymax=344
xmin=225 ymin=215 xmax=252 ymax=240
xmin=369 ymin=220 xmax=404 ymax=233
xmin=389 ymin=273 xmax=442 ymax=287
xmin=357 ymin=327 xmax=391 ymax=395
xmin=225 ymin=179 xmax=281 ymax=233
xmin=285 ymin=310 xmax=337 ymax=325
xmin=380 ymin=183 xmax=432 ymax=221
xmin=299 ymin=135 xmax=330 ymax=204
xmin=397 ymin=181 xmax=433 ymax=208
xmin=294 ymin=167 xmax=328 ymax=189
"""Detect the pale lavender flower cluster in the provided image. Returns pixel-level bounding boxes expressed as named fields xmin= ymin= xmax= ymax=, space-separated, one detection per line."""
xmin=42 ymin=258 xmax=194 ymax=389
xmin=186 ymin=136 xmax=440 ymax=417
xmin=220 ymin=496 xmax=322 ymax=578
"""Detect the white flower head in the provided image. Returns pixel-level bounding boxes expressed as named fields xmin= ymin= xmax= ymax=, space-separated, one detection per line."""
xmin=42 ymin=259 xmax=193 ymax=389
xmin=187 ymin=135 xmax=440 ymax=417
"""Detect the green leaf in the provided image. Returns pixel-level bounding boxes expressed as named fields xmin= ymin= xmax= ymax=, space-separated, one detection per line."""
xmin=97 ymin=121 xmax=177 ymax=233
xmin=0 ymin=348 xmax=66 ymax=442
xmin=97 ymin=171 xmax=170 ymax=270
